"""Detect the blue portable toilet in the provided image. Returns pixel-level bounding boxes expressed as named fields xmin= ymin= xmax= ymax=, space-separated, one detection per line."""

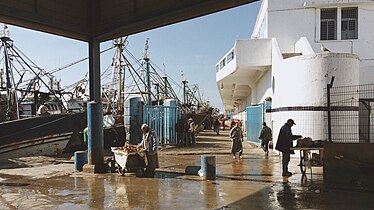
xmin=124 ymin=97 xmax=143 ymax=145
xmin=164 ymin=99 xmax=179 ymax=145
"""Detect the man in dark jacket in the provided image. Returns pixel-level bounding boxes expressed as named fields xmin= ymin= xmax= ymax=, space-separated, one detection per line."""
xmin=275 ymin=119 xmax=302 ymax=177
xmin=259 ymin=122 xmax=272 ymax=156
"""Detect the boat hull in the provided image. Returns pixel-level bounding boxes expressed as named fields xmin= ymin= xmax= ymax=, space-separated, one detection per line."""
xmin=0 ymin=112 xmax=86 ymax=159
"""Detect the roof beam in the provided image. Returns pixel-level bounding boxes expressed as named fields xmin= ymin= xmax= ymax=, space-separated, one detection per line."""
xmin=0 ymin=0 xmax=258 ymax=42
xmin=95 ymin=0 xmax=258 ymax=41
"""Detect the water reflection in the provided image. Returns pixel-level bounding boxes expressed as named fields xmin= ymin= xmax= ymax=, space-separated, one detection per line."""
xmin=276 ymin=183 xmax=297 ymax=209
xmin=260 ymin=158 xmax=273 ymax=178
xmin=231 ymin=161 xmax=242 ymax=176
xmin=200 ymin=181 xmax=219 ymax=209
xmin=87 ymin=176 xmax=104 ymax=209
xmin=111 ymin=177 xmax=160 ymax=209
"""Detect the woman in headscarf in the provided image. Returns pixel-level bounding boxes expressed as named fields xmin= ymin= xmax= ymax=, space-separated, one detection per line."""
xmin=229 ymin=121 xmax=244 ymax=159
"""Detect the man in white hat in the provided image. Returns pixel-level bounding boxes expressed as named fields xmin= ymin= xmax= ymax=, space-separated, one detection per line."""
xmin=187 ymin=118 xmax=195 ymax=146
xmin=139 ymin=123 xmax=159 ymax=177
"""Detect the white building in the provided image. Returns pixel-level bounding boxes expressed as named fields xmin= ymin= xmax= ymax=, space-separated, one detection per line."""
xmin=216 ymin=0 xmax=374 ymax=144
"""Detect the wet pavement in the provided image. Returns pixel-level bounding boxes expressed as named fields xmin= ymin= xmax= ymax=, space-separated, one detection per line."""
xmin=1 ymin=130 xmax=374 ymax=209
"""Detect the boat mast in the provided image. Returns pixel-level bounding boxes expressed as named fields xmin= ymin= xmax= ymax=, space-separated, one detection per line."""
xmin=0 ymin=24 xmax=19 ymax=120
xmin=143 ymin=38 xmax=151 ymax=105
xmin=111 ymin=37 xmax=126 ymax=115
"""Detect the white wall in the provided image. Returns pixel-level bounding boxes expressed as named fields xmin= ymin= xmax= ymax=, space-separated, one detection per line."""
xmin=236 ymin=39 xmax=272 ymax=68
xmin=268 ymin=7 xmax=316 ymax=52
xmin=272 ymin=53 xmax=359 ymax=108
xmin=271 ymin=50 xmax=360 ymax=143
xmin=255 ymin=67 xmax=272 ymax=103
xmin=265 ymin=0 xmax=374 ymax=84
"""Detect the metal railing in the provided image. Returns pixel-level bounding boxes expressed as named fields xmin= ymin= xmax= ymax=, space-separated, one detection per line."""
xmin=326 ymin=81 xmax=374 ymax=143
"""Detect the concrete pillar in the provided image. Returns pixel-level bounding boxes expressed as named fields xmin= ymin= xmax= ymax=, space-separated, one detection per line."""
xmin=86 ymin=101 xmax=105 ymax=173
xmin=84 ymin=39 xmax=105 ymax=173
xmin=88 ymin=39 xmax=101 ymax=102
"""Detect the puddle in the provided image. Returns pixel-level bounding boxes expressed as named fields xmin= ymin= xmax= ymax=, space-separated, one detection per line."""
xmin=0 ymin=182 xmax=30 ymax=187
xmin=155 ymin=171 xmax=184 ymax=179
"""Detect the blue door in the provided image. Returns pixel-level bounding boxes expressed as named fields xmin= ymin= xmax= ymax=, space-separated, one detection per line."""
xmin=246 ymin=105 xmax=263 ymax=143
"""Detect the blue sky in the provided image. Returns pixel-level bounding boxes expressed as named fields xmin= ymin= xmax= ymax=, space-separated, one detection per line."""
xmin=6 ymin=2 xmax=260 ymax=111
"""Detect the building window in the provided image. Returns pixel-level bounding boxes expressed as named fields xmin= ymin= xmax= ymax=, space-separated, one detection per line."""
xmin=226 ymin=50 xmax=235 ymax=63
xmin=341 ymin=7 xmax=358 ymax=40
xmin=219 ymin=58 xmax=226 ymax=69
xmin=321 ymin=8 xmax=337 ymax=40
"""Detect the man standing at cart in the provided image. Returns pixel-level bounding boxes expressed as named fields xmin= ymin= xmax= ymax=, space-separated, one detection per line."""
xmin=138 ymin=124 xmax=159 ymax=178
xmin=275 ymin=119 xmax=302 ymax=177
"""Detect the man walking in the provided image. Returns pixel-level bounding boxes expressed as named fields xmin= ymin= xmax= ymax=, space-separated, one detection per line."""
xmin=275 ymin=119 xmax=302 ymax=177
xmin=213 ymin=118 xmax=220 ymax=135
xmin=259 ymin=122 xmax=272 ymax=156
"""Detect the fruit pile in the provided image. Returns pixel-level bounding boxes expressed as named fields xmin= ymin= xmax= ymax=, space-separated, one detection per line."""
xmin=118 ymin=145 xmax=142 ymax=153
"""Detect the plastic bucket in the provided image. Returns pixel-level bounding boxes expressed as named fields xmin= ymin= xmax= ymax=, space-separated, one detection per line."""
xmin=199 ymin=155 xmax=216 ymax=180
xmin=74 ymin=151 xmax=88 ymax=171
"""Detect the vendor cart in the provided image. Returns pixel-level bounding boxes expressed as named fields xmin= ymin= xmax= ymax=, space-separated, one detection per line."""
xmin=111 ymin=147 xmax=148 ymax=177
xmin=290 ymin=147 xmax=324 ymax=176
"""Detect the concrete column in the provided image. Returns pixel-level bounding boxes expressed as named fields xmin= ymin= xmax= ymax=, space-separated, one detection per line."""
xmin=86 ymin=102 xmax=105 ymax=172
xmin=89 ymin=39 xmax=101 ymax=102
xmin=84 ymin=39 xmax=105 ymax=173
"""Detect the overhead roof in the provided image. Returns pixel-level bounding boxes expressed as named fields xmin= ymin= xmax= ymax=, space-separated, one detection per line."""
xmin=0 ymin=0 xmax=257 ymax=42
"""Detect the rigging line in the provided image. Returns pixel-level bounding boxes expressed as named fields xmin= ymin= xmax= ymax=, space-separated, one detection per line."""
xmin=149 ymin=64 xmax=179 ymax=100
xmin=7 ymin=49 xmax=27 ymax=78
xmin=49 ymin=45 xmax=115 ymax=74
xmin=61 ymin=73 xmax=88 ymax=89
xmin=13 ymin=45 xmax=46 ymax=73
xmin=123 ymin=78 xmax=142 ymax=102
xmin=8 ymin=48 xmax=31 ymax=70
xmin=150 ymin=65 xmax=171 ymax=90
xmin=121 ymin=54 xmax=148 ymax=88
xmin=123 ymin=47 xmax=144 ymax=67
xmin=9 ymin=63 xmax=26 ymax=89
xmin=125 ymin=62 xmax=146 ymax=102
xmin=100 ymin=65 xmax=112 ymax=77
xmin=122 ymin=47 xmax=181 ymax=100
xmin=149 ymin=61 xmax=182 ymax=89
xmin=123 ymin=80 xmax=138 ymax=99
xmin=10 ymin=47 xmax=67 ymax=110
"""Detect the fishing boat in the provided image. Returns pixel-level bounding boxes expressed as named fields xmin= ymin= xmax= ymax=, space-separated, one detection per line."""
xmin=0 ymin=24 xmax=88 ymax=159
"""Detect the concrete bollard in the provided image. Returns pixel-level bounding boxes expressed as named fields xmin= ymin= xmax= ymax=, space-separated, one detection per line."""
xmin=74 ymin=151 xmax=88 ymax=171
xmin=198 ymin=155 xmax=216 ymax=180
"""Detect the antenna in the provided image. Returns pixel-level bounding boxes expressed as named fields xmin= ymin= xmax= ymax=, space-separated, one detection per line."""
xmin=163 ymin=63 xmax=166 ymax=77
xmin=0 ymin=23 xmax=10 ymax=38
xmin=181 ymin=70 xmax=185 ymax=81
xmin=143 ymin=38 xmax=149 ymax=60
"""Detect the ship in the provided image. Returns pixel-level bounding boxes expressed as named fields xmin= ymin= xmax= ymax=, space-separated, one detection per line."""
xmin=0 ymin=24 xmax=126 ymax=159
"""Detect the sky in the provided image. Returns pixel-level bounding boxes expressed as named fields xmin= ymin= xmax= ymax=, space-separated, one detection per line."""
xmin=5 ymin=2 xmax=261 ymax=111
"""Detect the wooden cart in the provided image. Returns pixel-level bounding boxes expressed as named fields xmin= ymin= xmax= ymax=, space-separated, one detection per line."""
xmin=290 ymin=147 xmax=324 ymax=176
xmin=111 ymin=147 xmax=148 ymax=177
